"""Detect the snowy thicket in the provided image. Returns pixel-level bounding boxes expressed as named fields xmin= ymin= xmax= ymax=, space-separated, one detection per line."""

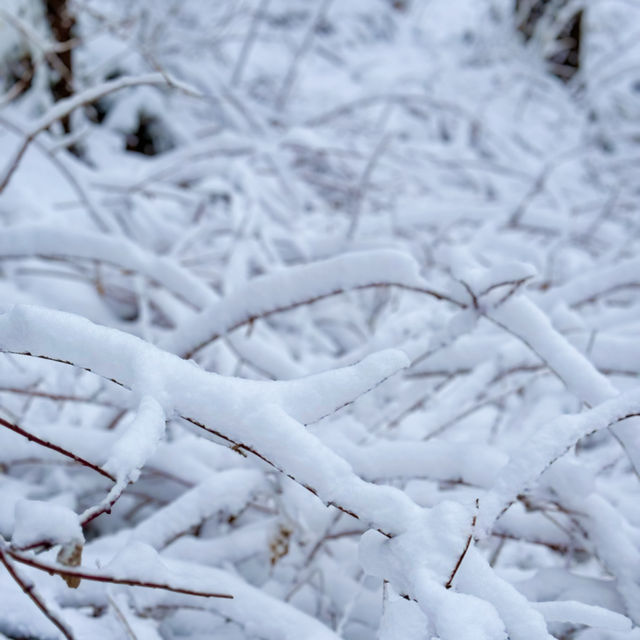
xmin=1 ymin=0 xmax=640 ymax=638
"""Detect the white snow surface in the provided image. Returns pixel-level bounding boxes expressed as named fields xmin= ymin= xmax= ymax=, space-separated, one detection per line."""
xmin=12 ymin=499 xmax=83 ymax=548
xmin=1 ymin=1 xmax=640 ymax=638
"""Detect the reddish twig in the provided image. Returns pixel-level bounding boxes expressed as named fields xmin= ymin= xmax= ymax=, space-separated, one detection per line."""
xmin=3 ymin=345 xmax=398 ymax=540
xmin=0 ymin=416 xmax=115 ymax=481
xmin=184 ymin=282 xmax=464 ymax=359
xmin=80 ymin=482 xmax=127 ymax=527
xmin=445 ymin=499 xmax=478 ymax=589
xmin=0 ymin=547 xmax=75 ymax=640
xmin=181 ymin=415 xmax=373 ymax=531
xmin=6 ymin=547 xmax=233 ymax=599
xmin=0 ymin=385 xmax=120 ymax=407
xmin=490 ymin=531 xmax=585 ymax=554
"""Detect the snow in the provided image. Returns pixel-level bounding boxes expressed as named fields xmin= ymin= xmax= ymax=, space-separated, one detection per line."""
xmin=378 ymin=591 xmax=428 ymax=640
xmin=324 ymin=433 xmax=507 ymax=488
xmin=106 ymin=541 xmax=177 ymax=584
xmin=131 ymin=469 xmax=266 ymax=549
xmin=533 ymin=600 xmax=632 ymax=631
xmin=103 ymin=396 xmax=166 ymax=483
xmin=1 ymin=1 xmax=640 ymax=638
xmin=455 ymin=547 xmax=553 ymax=640
xmin=413 ymin=574 xmax=507 ymax=640
xmin=479 ymin=386 xmax=640 ymax=533
xmin=12 ymin=499 xmax=83 ymax=548
xmin=161 ymin=249 xmax=426 ymax=357
xmin=0 ymin=570 xmax=67 ymax=640
xmin=0 ymin=304 xmax=409 ymax=428
xmin=0 ymin=225 xmax=216 ymax=309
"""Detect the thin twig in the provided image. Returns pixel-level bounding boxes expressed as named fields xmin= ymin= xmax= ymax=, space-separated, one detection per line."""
xmin=0 ymin=416 xmax=115 ymax=481
xmin=231 ymin=0 xmax=270 ymax=86
xmin=275 ymin=0 xmax=334 ymax=109
xmin=347 ymin=126 xmax=394 ymax=239
xmin=0 ymin=115 xmax=116 ymax=231
xmin=0 ymin=73 xmax=173 ymax=194
xmin=6 ymin=547 xmax=234 ymax=599
xmin=445 ymin=498 xmax=478 ymax=589
xmin=108 ymin=593 xmax=139 ymax=640
xmin=0 ymin=547 xmax=75 ymax=640
xmin=184 ymin=281 xmax=464 ymax=358
xmin=0 ymin=385 xmax=120 ymax=407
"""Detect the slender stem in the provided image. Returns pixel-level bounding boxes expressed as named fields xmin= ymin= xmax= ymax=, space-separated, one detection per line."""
xmin=0 ymin=548 xmax=76 ymax=640
xmin=231 ymin=0 xmax=270 ymax=86
xmin=275 ymin=0 xmax=334 ymax=109
xmin=6 ymin=547 xmax=234 ymax=599
xmin=184 ymin=281 xmax=464 ymax=358
xmin=0 ymin=416 xmax=115 ymax=481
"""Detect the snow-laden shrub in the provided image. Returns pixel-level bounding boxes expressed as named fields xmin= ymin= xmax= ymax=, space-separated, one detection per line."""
xmin=0 ymin=1 xmax=640 ymax=639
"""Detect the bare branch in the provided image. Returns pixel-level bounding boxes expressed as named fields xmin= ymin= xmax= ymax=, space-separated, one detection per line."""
xmin=6 ymin=546 xmax=234 ymax=599
xmin=0 ymin=73 xmax=176 ymax=193
xmin=0 ymin=416 xmax=115 ymax=481
xmin=0 ymin=547 xmax=76 ymax=640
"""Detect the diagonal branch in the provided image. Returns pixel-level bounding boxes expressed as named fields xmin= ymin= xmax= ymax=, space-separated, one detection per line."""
xmin=0 ymin=547 xmax=75 ymax=640
xmin=445 ymin=498 xmax=478 ymax=589
xmin=0 ymin=416 xmax=115 ymax=481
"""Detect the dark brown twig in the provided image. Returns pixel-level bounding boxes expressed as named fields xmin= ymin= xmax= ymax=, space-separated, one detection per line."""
xmin=0 ymin=547 xmax=76 ymax=640
xmin=184 ymin=281 xmax=464 ymax=359
xmin=6 ymin=547 xmax=233 ymax=599
xmin=0 ymin=385 xmax=119 ymax=407
xmin=0 ymin=416 xmax=115 ymax=481
xmin=445 ymin=498 xmax=478 ymax=589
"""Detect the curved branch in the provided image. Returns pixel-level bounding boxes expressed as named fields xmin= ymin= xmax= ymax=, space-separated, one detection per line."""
xmin=158 ymin=249 xmax=462 ymax=357
xmin=0 ymin=73 xmax=175 ymax=193
xmin=0 ymin=225 xmax=214 ymax=310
